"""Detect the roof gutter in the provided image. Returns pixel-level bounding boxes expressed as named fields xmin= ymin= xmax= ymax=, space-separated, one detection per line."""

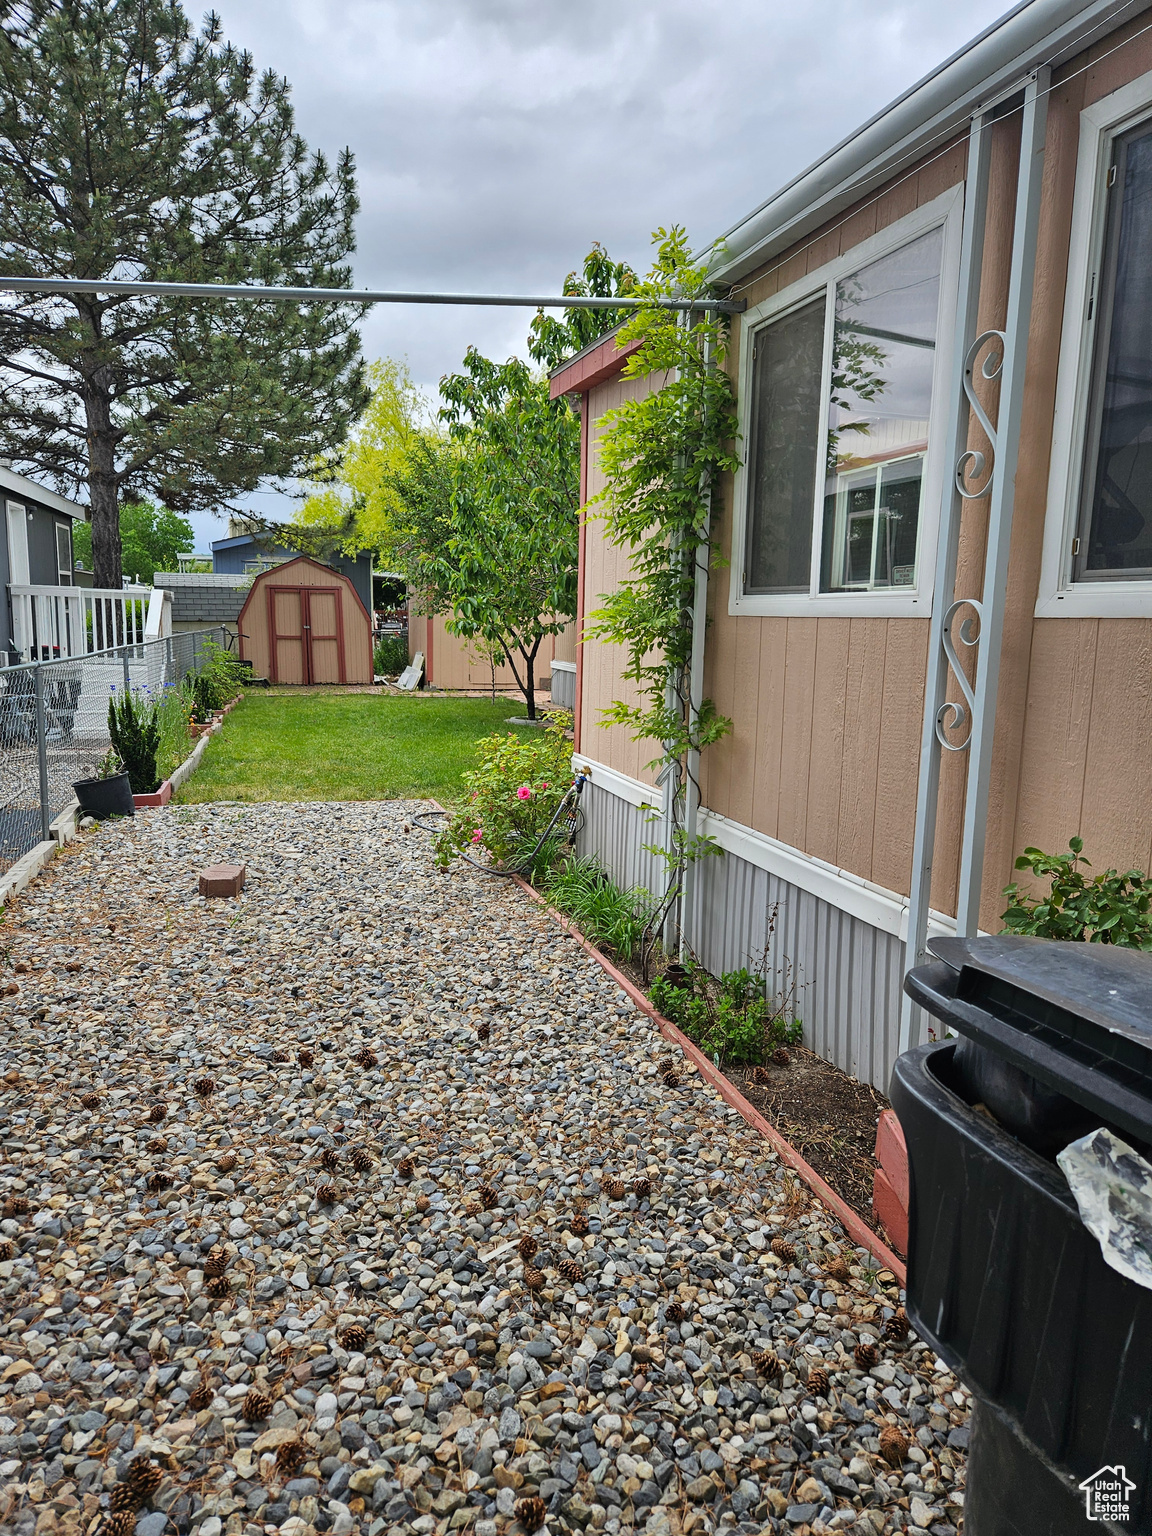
xmin=709 ymin=0 xmax=1148 ymax=284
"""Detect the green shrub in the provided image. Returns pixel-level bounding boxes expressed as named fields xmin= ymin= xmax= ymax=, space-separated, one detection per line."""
xmin=1002 ymin=837 xmax=1152 ymax=947
xmin=433 ymin=720 xmax=574 ymax=870
xmin=650 ymin=961 xmax=801 ymax=1065
xmin=374 ymin=634 xmax=409 ymax=676
xmin=108 ymin=687 xmax=160 ymax=794
xmin=183 ymin=640 xmax=246 ymax=720
xmin=542 ymin=857 xmax=654 ymax=961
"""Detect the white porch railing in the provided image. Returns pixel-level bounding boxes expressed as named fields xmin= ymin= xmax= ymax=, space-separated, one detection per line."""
xmin=9 ymin=583 xmax=170 ymax=662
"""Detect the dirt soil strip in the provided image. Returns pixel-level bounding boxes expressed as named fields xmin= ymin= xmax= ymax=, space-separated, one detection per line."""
xmin=513 ymin=875 xmax=907 ymax=1285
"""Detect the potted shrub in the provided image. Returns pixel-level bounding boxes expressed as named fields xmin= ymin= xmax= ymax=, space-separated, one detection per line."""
xmin=73 ymin=748 xmax=135 ymax=820
xmin=108 ymin=685 xmax=160 ymax=796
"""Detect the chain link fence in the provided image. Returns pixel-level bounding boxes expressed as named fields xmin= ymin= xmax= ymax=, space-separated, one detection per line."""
xmin=0 ymin=627 xmax=230 ymax=874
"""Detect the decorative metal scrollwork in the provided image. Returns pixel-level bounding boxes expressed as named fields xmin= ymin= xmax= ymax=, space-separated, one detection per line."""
xmin=955 ymin=329 xmax=1005 ymax=500
xmin=936 ymin=598 xmax=982 ymax=751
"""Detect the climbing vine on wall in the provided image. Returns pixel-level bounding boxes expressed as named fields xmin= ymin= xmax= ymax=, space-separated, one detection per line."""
xmin=585 ymin=227 xmax=740 ymax=952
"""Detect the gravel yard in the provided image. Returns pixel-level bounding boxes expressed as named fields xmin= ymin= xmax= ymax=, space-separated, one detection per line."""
xmin=0 ymin=802 xmax=969 ymax=1536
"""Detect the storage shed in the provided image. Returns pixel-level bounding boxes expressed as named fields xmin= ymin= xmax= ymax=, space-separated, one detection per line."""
xmin=237 ymin=556 xmax=372 ymax=684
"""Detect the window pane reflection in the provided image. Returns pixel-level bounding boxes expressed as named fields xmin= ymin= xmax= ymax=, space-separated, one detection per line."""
xmin=820 ymin=228 xmax=942 ymax=591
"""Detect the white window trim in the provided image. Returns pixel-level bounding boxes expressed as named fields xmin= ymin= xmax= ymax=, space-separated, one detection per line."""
xmin=727 ymin=185 xmax=964 ymax=619
xmin=1037 ymin=67 xmax=1152 ymax=619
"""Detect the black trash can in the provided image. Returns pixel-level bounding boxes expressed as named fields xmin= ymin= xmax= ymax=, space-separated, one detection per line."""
xmin=895 ymin=934 xmax=1152 ymax=1536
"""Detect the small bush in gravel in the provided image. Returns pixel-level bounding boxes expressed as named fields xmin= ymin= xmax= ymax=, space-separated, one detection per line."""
xmin=108 ymin=686 xmax=160 ymax=794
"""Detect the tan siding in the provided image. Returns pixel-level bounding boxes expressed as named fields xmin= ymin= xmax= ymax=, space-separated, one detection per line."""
xmin=836 ymin=619 xmax=888 ymax=878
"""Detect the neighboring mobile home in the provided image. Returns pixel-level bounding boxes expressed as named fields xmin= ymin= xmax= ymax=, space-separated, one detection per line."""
xmin=556 ymin=0 xmax=1152 ymax=1090
xmin=1 ymin=466 xmax=84 ymax=660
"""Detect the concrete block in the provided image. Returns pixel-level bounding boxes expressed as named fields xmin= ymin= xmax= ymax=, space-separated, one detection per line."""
xmin=199 ymin=863 xmax=246 ymax=898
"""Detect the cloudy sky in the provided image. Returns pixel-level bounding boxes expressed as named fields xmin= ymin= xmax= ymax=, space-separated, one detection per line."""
xmin=193 ymin=0 xmax=1011 ymax=544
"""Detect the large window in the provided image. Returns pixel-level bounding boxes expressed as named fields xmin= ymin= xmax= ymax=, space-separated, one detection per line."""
xmin=742 ymin=224 xmax=945 ymax=601
xmin=1076 ymin=118 xmax=1152 ymax=579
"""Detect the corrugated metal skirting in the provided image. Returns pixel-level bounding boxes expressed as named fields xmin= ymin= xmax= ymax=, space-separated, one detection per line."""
xmin=579 ymin=779 xmax=905 ymax=1094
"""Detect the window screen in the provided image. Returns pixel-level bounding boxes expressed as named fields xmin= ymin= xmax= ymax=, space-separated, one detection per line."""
xmin=1077 ymin=119 xmax=1152 ymax=578
xmin=744 ymin=296 xmax=824 ymax=593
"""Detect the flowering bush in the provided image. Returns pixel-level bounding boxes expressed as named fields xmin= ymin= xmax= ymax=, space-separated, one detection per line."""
xmin=434 ymin=721 xmax=574 ymax=870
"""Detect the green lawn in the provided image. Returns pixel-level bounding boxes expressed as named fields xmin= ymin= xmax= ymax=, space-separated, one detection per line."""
xmin=178 ymin=690 xmax=538 ymax=804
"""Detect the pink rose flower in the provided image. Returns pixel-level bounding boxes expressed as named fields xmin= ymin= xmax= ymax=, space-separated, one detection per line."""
xmin=471 ymin=828 xmax=483 ymax=843
xmin=516 ymin=786 xmax=532 ymax=800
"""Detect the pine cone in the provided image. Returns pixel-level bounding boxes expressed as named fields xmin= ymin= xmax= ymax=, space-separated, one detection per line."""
xmin=203 ymin=1247 xmax=228 ymax=1277
xmin=353 ymin=1047 xmax=377 ymax=1069
xmin=217 ymin=1153 xmax=237 ymax=1173
xmin=352 ymin=1147 xmax=374 ymax=1173
xmin=854 ymin=1341 xmax=879 ymax=1371
xmin=569 ymin=1212 xmax=590 ymax=1236
xmin=320 ymin=1148 xmax=340 ymax=1172
xmin=807 ymin=1366 xmax=830 ymax=1398
xmin=147 ymin=1171 xmax=173 ymax=1192
xmin=415 ymin=1194 xmax=430 ymax=1213
xmin=102 ymin=1512 xmax=138 ymax=1536
xmin=193 ymin=1077 xmax=216 ymax=1098
xmin=522 ymin=1264 xmax=546 ymax=1293
xmin=317 ymin=1183 xmax=339 ymax=1205
xmin=752 ymin=1349 xmax=783 ymax=1382
xmin=3 ymin=1195 xmax=29 ymax=1217
xmin=878 ymin=1423 xmax=910 ymax=1467
xmin=148 ymin=1104 xmax=167 ymax=1123
xmin=772 ymin=1047 xmax=791 ymax=1067
xmin=146 ymin=1136 xmax=168 ymax=1154
xmin=206 ymin=1275 xmax=230 ymax=1300
xmin=659 ymin=1068 xmax=680 ymax=1088
xmin=476 ymin=1020 xmax=490 ymax=1043
xmin=339 ymin=1323 xmax=368 ymax=1352
xmin=665 ymin=1301 xmax=685 ymax=1324
xmin=517 ymin=1235 xmax=539 ymax=1262
xmin=187 ymin=1380 xmax=213 ymax=1411
xmin=109 ymin=1483 xmax=142 ymax=1512
xmin=602 ymin=1177 xmax=626 ymax=1200
xmin=126 ymin=1459 xmax=164 ymax=1497
xmin=771 ymin=1238 xmax=797 ymax=1265
xmin=270 ymin=1049 xmax=290 ymax=1064
xmin=825 ymin=1255 xmax=851 ymax=1282
xmin=478 ymin=1183 xmax=500 ymax=1210
xmin=0 ymin=1239 xmax=14 ymax=1260
xmin=298 ymin=1048 xmax=315 ymax=1069
xmin=632 ymin=1177 xmax=652 ymax=1199
xmin=884 ymin=1308 xmax=910 ymax=1341
xmin=515 ymin=1495 xmax=548 ymax=1532
xmin=558 ymin=1257 xmax=582 ymax=1285
xmin=464 ymin=1198 xmax=481 ymax=1216
xmin=80 ymin=1092 xmax=101 ymax=1109
xmin=242 ymin=1388 xmax=273 ymax=1421
xmin=275 ymin=1440 xmax=306 ymax=1476
xmin=396 ymin=1156 xmax=415 ymax=1180
xmin=748 ymin=1066 xmax=771 ymax=1086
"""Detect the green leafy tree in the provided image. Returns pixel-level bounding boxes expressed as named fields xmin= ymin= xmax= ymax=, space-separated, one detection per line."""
xmin=73 ymin=498 xmax=193 ymax=583
xmin=424 ymin=350 xmax=579 ymax=720
xmin=0 ymin=0 xmax=368 ymax=588
xmin=527 ymin=242 xmax=637 ymax=369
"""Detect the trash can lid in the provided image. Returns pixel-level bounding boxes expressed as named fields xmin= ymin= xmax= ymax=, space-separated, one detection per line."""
xmin=913 ymin=935 xmax=1152 ymax=1140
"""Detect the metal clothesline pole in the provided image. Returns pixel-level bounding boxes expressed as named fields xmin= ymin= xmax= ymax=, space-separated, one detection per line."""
xmin=0 ymin=276 xmax=745 ymax=314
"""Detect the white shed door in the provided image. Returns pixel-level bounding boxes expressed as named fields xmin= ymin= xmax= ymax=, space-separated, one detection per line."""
xmin=5 ymin=501 xmax=29 ymax=585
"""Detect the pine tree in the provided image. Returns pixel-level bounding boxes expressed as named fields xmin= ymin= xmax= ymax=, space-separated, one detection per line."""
xmin=0 ymin=0 xmax=368 ymax=587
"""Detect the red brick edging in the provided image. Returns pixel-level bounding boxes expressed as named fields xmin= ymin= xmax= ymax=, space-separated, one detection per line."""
xmin=511 ymin=874 xmax=907 ymax=1286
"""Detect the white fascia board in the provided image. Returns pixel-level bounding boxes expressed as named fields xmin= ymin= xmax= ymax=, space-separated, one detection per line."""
xmin=0 ymin=466 xmax=85 ymax=520
xmin=575 ymin=755 xmax=968 ymax=942
xmin=551 ymin=660 xmax=577 ymax=674
xmin=709 ymin=0 xmax=1137 ymax=285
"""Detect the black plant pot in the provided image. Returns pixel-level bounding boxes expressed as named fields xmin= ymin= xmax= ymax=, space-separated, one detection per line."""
xmin=73 ymin=770 xmax=135 ymax=820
